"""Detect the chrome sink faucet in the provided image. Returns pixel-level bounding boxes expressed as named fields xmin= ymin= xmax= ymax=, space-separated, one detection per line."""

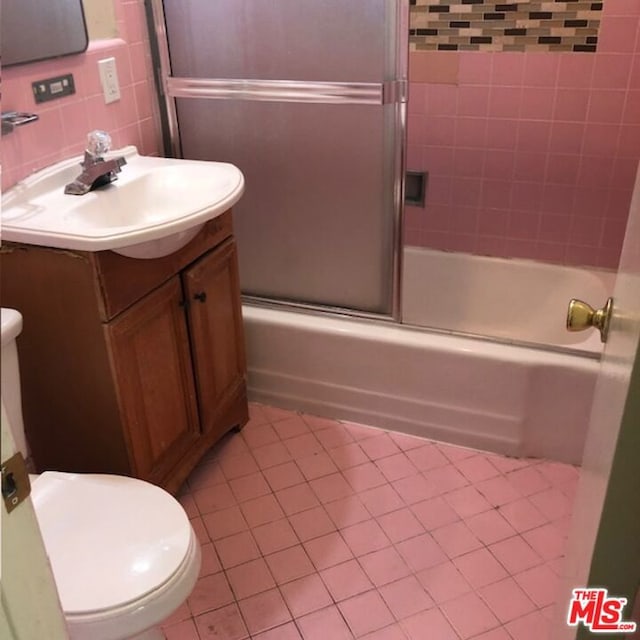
xmin=64 ymin=130 xmax=127 ymax=195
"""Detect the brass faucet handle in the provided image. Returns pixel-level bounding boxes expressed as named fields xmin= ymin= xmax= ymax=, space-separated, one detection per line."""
xmin=566 ymin=297 xmax=613 ymax=343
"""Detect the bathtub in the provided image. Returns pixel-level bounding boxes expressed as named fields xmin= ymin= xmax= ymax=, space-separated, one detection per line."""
xmin=242 ymin=249 xmax=615 ymax=465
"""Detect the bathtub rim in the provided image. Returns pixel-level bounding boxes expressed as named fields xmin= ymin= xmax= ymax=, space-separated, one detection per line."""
xmin=242 ymin=296 xmax=602 ymax=362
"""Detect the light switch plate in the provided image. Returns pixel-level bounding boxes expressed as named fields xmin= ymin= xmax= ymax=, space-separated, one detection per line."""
xmin=98 ymin=57 xmax=121 ymax=104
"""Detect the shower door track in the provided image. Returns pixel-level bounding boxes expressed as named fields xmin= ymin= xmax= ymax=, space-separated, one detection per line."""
xmin=146 ymin=0 xmax=408 ymax=322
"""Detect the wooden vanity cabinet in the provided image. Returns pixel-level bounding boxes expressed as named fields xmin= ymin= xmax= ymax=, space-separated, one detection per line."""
xmin=0 ymin=211 xmax=248 ymax=494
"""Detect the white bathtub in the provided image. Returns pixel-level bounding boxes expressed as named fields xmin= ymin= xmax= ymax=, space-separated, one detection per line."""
xmin=242 ymin=250 xmax=614 ymax=465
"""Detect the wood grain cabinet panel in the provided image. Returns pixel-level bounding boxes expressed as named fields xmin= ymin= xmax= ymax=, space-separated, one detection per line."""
xmin=0 ymin=211 xmax=249 ymax=494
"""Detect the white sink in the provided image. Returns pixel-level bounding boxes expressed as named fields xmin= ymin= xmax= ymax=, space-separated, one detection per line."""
xmin=1 ymin=146 xmax=245 ymax=259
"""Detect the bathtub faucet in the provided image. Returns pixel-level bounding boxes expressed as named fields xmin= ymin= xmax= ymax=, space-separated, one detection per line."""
xmin=64 ymin=130 xmax=127 ymax=195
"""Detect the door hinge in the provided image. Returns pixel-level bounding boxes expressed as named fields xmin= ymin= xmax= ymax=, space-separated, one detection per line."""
xmin=1 ymin=452 xmax=31 ymax=514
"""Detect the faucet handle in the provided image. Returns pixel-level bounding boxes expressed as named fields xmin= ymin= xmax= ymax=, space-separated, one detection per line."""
xmin=86 ymin=130 xmax=112 ymax=157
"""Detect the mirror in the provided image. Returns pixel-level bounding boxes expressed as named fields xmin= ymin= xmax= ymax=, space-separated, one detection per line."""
xmin=2 ymin=0 xmax=89 ymax=67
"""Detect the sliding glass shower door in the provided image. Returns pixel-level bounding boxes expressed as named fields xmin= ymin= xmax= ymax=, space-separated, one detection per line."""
xmin=154 ymin=0 xmax=407 ymax=315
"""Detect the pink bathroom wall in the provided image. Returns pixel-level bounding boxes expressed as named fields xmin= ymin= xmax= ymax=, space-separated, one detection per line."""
xmin=405 ymin=0 xmax=640 ymax=269
xmin=1 ymin=0 xmax=161 ymax=192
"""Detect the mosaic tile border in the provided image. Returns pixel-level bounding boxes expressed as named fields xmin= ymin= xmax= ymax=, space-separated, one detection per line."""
xmin=409 ymin=0 xmax=603 ymax=52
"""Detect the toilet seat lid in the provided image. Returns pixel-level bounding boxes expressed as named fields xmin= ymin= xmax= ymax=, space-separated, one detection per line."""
xmin=31 ymin=471 xmax=193 ymax=614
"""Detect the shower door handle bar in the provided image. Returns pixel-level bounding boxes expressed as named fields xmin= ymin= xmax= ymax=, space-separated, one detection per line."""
xmin=166 ymin=77 xmax=407 ymax=106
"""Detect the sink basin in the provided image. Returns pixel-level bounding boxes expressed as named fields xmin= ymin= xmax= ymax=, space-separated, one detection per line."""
xmin=1 ymin=146 xmax=245 ymax=259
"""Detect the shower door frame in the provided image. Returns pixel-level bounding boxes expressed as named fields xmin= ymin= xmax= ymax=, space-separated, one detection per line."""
xmin=146 ymin=0 xmax=409 ymax=322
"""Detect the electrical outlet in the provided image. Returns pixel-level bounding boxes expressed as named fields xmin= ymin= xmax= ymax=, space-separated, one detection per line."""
xmin=98 ymin=57 xmax=121 ymax=104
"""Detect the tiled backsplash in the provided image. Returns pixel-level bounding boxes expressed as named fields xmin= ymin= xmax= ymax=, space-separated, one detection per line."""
xmin=410 ymin=0 xmax=603 ymax=52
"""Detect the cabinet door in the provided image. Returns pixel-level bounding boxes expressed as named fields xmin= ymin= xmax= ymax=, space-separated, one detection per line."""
xmin=183 ymin=238 xmax=247 ymax=435
xmin=105 ymin=277 xmax=200 ymax=483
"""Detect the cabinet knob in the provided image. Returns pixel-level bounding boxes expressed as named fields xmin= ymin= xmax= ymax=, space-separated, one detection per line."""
xmin=193 ymin=291 xmax=207 ymax=303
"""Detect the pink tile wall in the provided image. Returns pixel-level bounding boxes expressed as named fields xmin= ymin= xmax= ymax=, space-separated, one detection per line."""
xmin=406 ymin=0 xmax=640 ymax=269
xmin=1 ymin=0 xmax=161 ymax=192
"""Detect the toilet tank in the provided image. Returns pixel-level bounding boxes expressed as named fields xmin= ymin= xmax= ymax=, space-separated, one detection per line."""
xmin=1 ymin=308 xmax=29 ymax=458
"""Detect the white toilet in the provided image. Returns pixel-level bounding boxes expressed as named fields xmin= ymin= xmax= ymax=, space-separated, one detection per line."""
xmin=1 ymin=308 xmax=201 ymax=640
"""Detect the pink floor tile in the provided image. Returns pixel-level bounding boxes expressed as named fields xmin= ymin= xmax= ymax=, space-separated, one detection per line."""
xmin=253 ymin=441 xmax=293 ymax=470
xmin=378 ymin=575 xmax=434 ymax=620
xmin=303 ymin=531 xmax=354 ymax=570
xmin=193 ymin=483 xmax=237 ymax=515
xmin=226 ymin=558 xmax=276 ymax=600
xmin=288 ymin=505 xmax=336 ymax=541
xmin=262 ymin=461 xmax=305 ymax=491
xmin=401 ymin=607 xmax=459 ymax=640
xmin=528 ymin=487 xmax=572 ymax=521
xmin=272 ymin=415 xmax=310 ymax=439
xmin=202 ymin=506 xmax=247 ymax=541
xmin=488 ymin=535 xmax=543 ymax=574
xmin=405 ymin=443 xmax=449 ymax=471
xmin=164 ymin=618 xmax=200 ymax=640
xmin=411 ymin=496 xmax=461 ymax=530
xmin=440 ymin=591 xmax=501 ymax=638
xmin=423 ymin=464 xmax=470 ymax=493
xmin=319 ymin=558 xmax=374 ymax=601
xmin=465 ymin=509 xmax=517 ymax=545
xmin=229 ymin=471 xmax=272 ymax=503
xmin=343 ymin=462 xmax=389 ymax=492
xmin=339 ymin=590 xmax=395 ymax=637
xmin=172 ymin=405 xmax=578 ymax=640
xmin=194 ymin=603 xmax=249 ymax=640
xmin=280 ymin=573 xmax=333 ymax=617
xmin=358 ymin=484 xmax=405 ymax=517
xmin=359 ymin=546 xmax=412 ymax=586
xmin=219 ymin=451 xmax=260 ymax=481
xmin=505 ymin=609 xmax=551 ymax=640
xmin=296 ymin=450 xmax=339 ymax=480
xmin=239 ymin=494 xmax=285 ymax=528
xmin=454 ymin=455 xmax=501 ymax=483
xmin=498 ymin=497 xmax=549 ymax=532
xmin=187 ymin=461 xmax=226 ymax=492
xmin=521 ymin=522 xmax=567 ymax=560
xmin=444 ymin=485 xmax=492 ymax=518
xmin=265 ymin=545 xmax=315 ymax=584
xmin=199 ymin=543 xmax=222 ymax=577
xmin=375 ymin=452 xmax=419 ymax=481
xmin=475 ymin=475 xmax=522 ymax=507
xmin=432 ymin=520 xmax=484 ymax=558
xmin=309 ymin=472 xmax=354 ymax=503
xmin=241 ymin=422 xmax=280 ymax=449
xmin=251 ymin=518 xmax=299 ymax=555
xmin=395 ymin=533 xmax=448 ymax=572
xmin=505 ymin=466 xmax=552 ymax=496
xmin=328 ymin=442 xmax=370 ymax=470
xmin=188 ymin=572 xmax=235 ymax=616
xmin=417 ymin=561 xmax=472 ymax=604
xmin=359 ymin=433 xmax=402 ymax=460
xmin=252 ymin=621 xmax=302 ymax=640
xmin=284 ymin=433 xmax=324 ymax=458
xmin=376 ymin=507 xmax=426 ymax=543
xmin=324 ymin=495 xmax=372 ymax=528
xmin=314 ymin=424 xmax=355 ymax=450
xmin=477 ymin=577 xmax=537 ymax=623
xmin=276 ymin=483 xmax=320 ymax=516
xmin=238 ymin=588 xmax=292 ymax=636
xmin=360 ymin=624 xmax=408 ymax=640
xmin=453 ymin=548 xmax=509 ymax=589
xmin=341 ymin=519 xmax=392 ymax=557
xmin=296 ymin=605 xmax=354 ymax=640
xmin=214 ymin=531 xmax=261 ymax=569
xmin=261 ymin=405 xmax=297 ymax=424
xmin=513 ymin=563 xmax=560 ymax=608
xmin=391 ymin=474 xmax=441 ymax=504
